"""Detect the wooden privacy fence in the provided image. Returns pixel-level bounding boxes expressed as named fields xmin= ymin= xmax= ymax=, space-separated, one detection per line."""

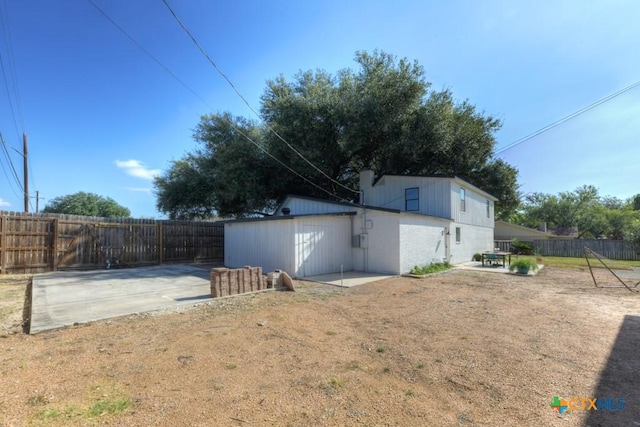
xmin=495 ymin=238 xmax=640 ymax=261
xmin=0 ymin=211 xmax=224 ymax=274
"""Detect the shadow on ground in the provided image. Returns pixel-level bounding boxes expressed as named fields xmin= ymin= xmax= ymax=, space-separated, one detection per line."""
xmin=585 ymin=315 xmax=640 ymax=426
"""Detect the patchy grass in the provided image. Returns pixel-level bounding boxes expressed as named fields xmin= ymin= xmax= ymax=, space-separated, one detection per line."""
xmin=86 ymin=397 xmax=131 ymax=417
xmin=541 ymin=256 xmax=640 ymax=270
xmin=29 ymin=380 xmax=131 ymax=424
xmin=410 ymin=262 xmax=451 ymax=275
xmin=0 ymin=275 xmax=30 ymax=334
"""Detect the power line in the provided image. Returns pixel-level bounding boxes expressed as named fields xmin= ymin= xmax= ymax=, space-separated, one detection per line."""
xmin=495 ymin=79 xmax=640 ymax=156
xmin=0 ymin=51 xmax=20 ymax=139
xmin=230 ymin=123 xmax=355 ymax=201
xmin=86 ymin=0 xmax=213 ymax=111
xmin=160 ymin=0 xmax=359 ymax=195
xmin=0 ymin=147 xmax=21 ymax=198
xmin=1 ymin=1 xmax=32 ymax=198
xmin=0 ymin=0 xmax=25 ymax=130
xmin=91 ymin=0 xmax=354 ymax=202
xmin=0 ymin=132 xmax=24 ymax=195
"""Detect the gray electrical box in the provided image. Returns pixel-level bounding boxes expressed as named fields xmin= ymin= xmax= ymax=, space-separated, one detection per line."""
xmin=352 ymin=234 xmax=369 ymax=248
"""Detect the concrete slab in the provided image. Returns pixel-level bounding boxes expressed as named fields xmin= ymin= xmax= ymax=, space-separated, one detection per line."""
xmin=30 ymin=264 xmax=216 ymax=334
xmin=454 ymin=262 xmax=544 ymax=275
xmin=304 ymin=271 xmax=396 ymax=287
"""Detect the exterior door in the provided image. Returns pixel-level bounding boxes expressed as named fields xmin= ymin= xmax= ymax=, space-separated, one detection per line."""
xmin=298 ymin=220 xmax=351 ymax=277
xmin=300 ymin=224 xmax=328 ymax=277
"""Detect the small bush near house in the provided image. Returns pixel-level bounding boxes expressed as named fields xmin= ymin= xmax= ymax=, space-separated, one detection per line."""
xmin=511 ymin=239 xmax=534 ymax=255
xmin=410 ymin=263 xmax=451 ymax=275
xmin=472 ymin=253 xmax=482 ymax=261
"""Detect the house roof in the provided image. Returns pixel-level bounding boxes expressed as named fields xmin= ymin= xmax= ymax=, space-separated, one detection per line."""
xmin=278 ymin=194 xmax=450 ymax=222
xmin=548 ymin=226 xmax=580 ymax=238
xmin=227 ymin=194 xmax=452 ymax=224
xmin=495 ymin=220 xmax=558 ymax=239
xmin=273 ymin=194 xmax=403 ymax=216
xmin=219 ymin=211 xmax=357 ymax=224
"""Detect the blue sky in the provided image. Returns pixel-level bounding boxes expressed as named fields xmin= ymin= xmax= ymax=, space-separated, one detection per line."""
xmin=0 ymin=0 xmax=638 ymax=218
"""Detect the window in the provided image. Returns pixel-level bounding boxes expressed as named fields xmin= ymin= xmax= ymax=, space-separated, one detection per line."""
xmin=486 ymin=200 xmax=490 ymax=218
xmin=460 ymin=188 xmax=466 ymax=212
xmin=455 ymin=227 xmax=461 ymax=243
xmin=405 ymin=187 xmax=419 ymax=211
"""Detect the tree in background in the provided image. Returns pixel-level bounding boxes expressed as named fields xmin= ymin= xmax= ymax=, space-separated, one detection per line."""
xmin=154 ymin=113 xmax=275 ymax=219
xmin=155 ymin=50 xmax=520 ymax=219
xmin=42 ymin=192 xmax=131 ymax=218
xmin=519 ymin=186 xmax=640 ymax=239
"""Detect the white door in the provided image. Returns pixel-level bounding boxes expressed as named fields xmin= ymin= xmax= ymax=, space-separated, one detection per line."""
xmin=300 ymin=224 xmax=328 ymax=277
xmin=297 ymin=220 xmax=350 ymax=277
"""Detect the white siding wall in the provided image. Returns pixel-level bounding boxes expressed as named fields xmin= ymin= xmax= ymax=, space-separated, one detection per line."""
xmin=224 ymin=219 xmax=296 ymax=274
xmin=294 ymin=217 xmax=352 ymax=277
xmin=362 ymin=175 xmax=452 ymax=219
xmin=450 ymin=181 xmax=494 ymax=228
xmin=448 ymin=224 xmax=494 ymax=264
xmin=225 ymin=215 xmax=352 ymax=278
xmin=278 ymin=197 xmax=357 ymax=216
xmin=399 ymin=216 xmax=448 ymax=273
xmin=351 ymin=209 xmax=400 ymax=274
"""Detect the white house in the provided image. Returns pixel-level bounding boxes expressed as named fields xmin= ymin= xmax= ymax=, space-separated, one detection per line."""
xmin=224 ymin=170 xmax=497 ymax=277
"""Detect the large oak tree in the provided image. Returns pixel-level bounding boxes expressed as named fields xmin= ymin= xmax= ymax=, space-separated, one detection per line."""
xmin=155 ymin=51 xmax=519 ymax=219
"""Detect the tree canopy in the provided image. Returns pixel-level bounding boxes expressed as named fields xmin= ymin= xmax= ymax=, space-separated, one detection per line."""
xmin=154 ymin=50 xmax=519 ymax=219
xmin=517 ymin=187 xmax=640 ymax=240
xmin=42 ymin=192 xmax=131 ymax=218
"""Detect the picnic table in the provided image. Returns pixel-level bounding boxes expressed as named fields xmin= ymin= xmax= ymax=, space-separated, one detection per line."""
xmin=481 ymin=251 xmax=512 ymax=268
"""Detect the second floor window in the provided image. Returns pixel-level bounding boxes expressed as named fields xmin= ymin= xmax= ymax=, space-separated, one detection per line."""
xmin=405 ymin=187 xmax=419 ymax=211
xmin=460 ymin=188 xmax=466 ymax=212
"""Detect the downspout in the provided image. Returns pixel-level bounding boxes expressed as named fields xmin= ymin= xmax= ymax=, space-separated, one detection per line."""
xmin=360 ymin=190 xmax=368 ymax=273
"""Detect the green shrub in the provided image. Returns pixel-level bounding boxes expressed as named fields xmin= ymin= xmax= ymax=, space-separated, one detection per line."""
xmin=509 ymin=257 xmax=539 ymax=274
xmin=410 ymin=262 xmax=451 ymax=275
xmin=511 ymin=239 xmax=533 ymax=255
xmin=472 ymin=253 xmax=482 ymax=261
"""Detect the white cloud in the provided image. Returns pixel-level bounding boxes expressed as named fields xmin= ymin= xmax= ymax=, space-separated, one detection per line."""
xmin=0 ymin=198 xmax=11 ymax=207
xmin=115 ymin=159 xmax=160 ymax=180
xmin=126 ymin=187 xmax=152 ymax=194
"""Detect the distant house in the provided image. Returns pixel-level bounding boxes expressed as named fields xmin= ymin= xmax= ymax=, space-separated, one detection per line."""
xmin=494 ymin=221 xmax=577 ymax=241
xmin=494 ymin=221 xmax=560 ymax=241
xmin=548 ymin=226 xmax=580 ymax=239
xmin=224 ymin=170 xmax=497 ymax=277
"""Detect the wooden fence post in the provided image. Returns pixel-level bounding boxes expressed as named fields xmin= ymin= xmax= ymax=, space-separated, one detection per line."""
xmin=52 ymin=218 xmax=59 ymax=271
xmin=158 ymin=221 xmax=164 ymax=265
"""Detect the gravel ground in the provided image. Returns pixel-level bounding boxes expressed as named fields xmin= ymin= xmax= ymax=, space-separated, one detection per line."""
xmin=1 ymin=266 xmax=639 ymax=426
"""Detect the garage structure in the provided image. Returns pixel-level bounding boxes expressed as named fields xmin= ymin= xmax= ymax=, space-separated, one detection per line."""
xmin=224 ymin=171 xmax=497 ymax=278
xmin=223 ymin=201 xmax=488 ymax=278
xmin=224 ymin=213 xmax=354 ymax=277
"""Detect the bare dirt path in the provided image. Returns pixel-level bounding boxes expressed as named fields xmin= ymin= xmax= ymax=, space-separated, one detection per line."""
xmin=1 ymin=267 xmax=639 ymax=426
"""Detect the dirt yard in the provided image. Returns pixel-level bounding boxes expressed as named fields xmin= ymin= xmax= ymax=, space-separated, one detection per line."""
xmin=1 ymin=266 xmax=639 ymax=426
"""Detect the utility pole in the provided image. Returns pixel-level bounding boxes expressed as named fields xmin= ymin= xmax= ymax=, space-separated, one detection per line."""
xmin=36 ymin=190 xmax=40 ymax=213
xmin=23 ymin=132 xmax=28 ymax=213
